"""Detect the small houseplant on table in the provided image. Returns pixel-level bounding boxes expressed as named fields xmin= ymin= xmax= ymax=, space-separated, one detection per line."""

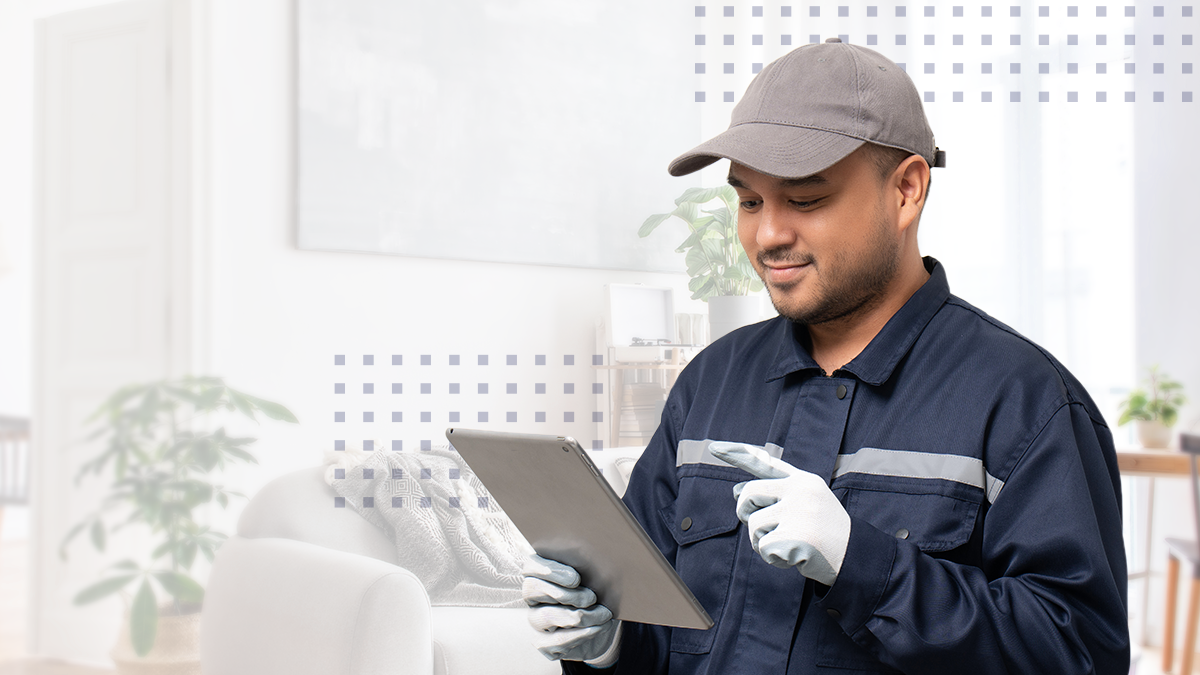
xmin=1117 ymin=365 xmax=1186 ymax=449
xmin=62 ymin=377 xmax=297 ymax=674
xmin=639 ymin=185 xmax=764 ymax=341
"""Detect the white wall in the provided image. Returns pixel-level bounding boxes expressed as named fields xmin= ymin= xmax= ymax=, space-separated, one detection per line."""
xmin=204 ymin=0 xmax=720 ymax=494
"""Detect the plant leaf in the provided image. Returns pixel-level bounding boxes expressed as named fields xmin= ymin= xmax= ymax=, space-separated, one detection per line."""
xmin=90 ymin=520 xmax=107 ymax=553
xmin=136 ymin=387 xmax=162 ymax=427
xmin=676 ymin=228 xmax=706 ymax=253
xmin=180 ymin=541 xmax=198 ymax=569
xmin=226 ymin=390 xmax=257 ymax=420
xmin=674 ymin=186 xmax=727 ymax=205
xmin=195 ymin=385 xmax=225 ymax=411
xmin=638 ymin=213 xmax=672 ymax=238
xmin=151 ymin=540 xmax=174 ymax=560
xmin=685 ymin=248 xmax=710 ymax=277
xmin=59 ymin=520 xmax=90 ymax=560
xmin=699 ymin=237 xmax=725 ymax=263
xmin=86 ymin=383 xmax=146 ymax=422
xmin=690 ymin=277 xmax=717 ymax=300
xmin=130 ymin=580 xmax=158 ymax=657
xmin=703 ymin=207 xmax=731 ymax=230
xmin=221 ymin=445 xmax=259 ymax=465
xmin=1162 ymin=409 xmax=1179 ymax=427
xmin=669 ymin=201 xmax=699 ymax=225
xmin=155 ymin=571 xmax=205 ymax=603
xmin=74 ymin=574 xmax=137 ymax=605
xmin=243 ymin=395 xmax=298 ymax=423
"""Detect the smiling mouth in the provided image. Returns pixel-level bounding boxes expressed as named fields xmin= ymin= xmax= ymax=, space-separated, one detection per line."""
xmin=758 ymin=251 xmax=815 ymax=286
xmin=762 ymin=262 xmax=810 ymax=285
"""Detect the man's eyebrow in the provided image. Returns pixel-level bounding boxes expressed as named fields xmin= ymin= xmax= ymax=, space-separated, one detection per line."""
xmin=726 ymin=172 xmax=829 ymax=190
xmin=779 ymin=175 xmax=829 ymax=188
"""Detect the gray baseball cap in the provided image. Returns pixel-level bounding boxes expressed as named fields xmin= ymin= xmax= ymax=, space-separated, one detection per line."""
xmin=668 ymin=38 xmax=945 ymax=179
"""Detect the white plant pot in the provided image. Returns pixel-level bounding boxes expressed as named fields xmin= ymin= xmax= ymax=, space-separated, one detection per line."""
xmin=111 ymin=607 xmax=202 ymax=675
xmin=1136 ymin=419 xmax=1173 ymax=450
xmin=708 ymin=295 xmax=762 ymax=342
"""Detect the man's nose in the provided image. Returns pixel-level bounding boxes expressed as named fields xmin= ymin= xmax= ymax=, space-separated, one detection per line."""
xmin=755 ymin=201 xmax=796 ymax=249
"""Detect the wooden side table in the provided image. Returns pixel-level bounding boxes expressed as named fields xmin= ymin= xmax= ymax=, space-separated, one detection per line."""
xmin=1118 ymin=448 xmax=1191 ymax=477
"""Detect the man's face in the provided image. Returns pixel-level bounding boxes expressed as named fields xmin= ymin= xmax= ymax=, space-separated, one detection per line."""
xmin=730 ymin=146 xmax=901 ymax=326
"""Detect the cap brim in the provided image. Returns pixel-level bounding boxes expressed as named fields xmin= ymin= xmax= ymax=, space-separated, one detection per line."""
xmin=668 ymin=123 xmax=866 ymax=179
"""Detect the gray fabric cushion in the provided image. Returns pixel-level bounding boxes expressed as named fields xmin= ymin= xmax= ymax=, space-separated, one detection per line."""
xmin=237 ymin=466 xmax=398 ymax=565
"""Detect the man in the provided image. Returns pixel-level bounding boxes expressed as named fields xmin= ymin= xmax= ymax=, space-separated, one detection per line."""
xmin=522 ymin=39 xmax=1129 ymax=674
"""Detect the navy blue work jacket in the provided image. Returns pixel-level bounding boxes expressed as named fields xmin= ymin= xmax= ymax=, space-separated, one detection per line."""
xmin=567 ymin=258 xmax=1128 ymax=674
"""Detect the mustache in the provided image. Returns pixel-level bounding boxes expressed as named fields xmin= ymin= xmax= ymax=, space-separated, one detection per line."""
xmin=757 ymin=249 xmax=815 ymax=268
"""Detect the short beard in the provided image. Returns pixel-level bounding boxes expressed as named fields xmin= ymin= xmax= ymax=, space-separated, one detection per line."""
xmin=761 ymin=199 xmax=900 ymax=326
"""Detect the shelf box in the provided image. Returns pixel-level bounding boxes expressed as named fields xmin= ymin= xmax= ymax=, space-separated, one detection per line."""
xmin=605 ymin=284 xmax=675 ymax=356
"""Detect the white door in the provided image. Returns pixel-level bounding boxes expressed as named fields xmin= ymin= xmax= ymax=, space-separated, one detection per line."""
xmin=34 ymin=0 xmax=192 ymax=661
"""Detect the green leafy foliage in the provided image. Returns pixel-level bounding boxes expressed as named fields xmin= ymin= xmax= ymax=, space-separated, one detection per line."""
xmin=131 ymin=580 xmax=158 ymax=657
xmin=62 ymin=376 xmax=297 ymax=656
xmin=1117 ymin=365 xmax=1187 ymax=427
xmin=639 ymin=185 xmax=765 ymax=301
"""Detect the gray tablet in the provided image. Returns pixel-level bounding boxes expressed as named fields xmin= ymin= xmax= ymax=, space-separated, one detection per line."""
xmin=446 ymin=428 xmax=714 ymax=631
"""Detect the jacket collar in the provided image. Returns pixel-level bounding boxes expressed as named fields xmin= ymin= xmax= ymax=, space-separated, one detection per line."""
xmin=766 ymin=257 xmax=950 ymax=385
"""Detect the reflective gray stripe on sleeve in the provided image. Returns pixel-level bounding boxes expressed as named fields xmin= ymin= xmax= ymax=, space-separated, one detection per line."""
xmin=677 ymin=439 xmax=785 ymax=469
xmin=834 ymin=447 xmax=1006 ymax=503
xmin=985 ymin=473 xmax=1005 ymax=504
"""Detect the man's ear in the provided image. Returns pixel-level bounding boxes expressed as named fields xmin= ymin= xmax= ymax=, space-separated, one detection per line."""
xmin=894 ymin=155 xmax=930 ymax=233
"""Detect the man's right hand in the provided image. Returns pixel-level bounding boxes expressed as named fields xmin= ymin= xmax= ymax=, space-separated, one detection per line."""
xmin=523 ymin=553 xmax=622 ymax=667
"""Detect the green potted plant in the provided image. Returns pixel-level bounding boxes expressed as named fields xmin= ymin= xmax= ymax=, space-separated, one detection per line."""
xmin=639 ymin=185 xmax=764 ymax=341
xmin=61 ymin=376 xmax=297 ymax=673
xmin=1117 ymin=365 xmax=1186 ymax=449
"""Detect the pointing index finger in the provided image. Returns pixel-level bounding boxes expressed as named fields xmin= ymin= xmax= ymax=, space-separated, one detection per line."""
xmin=709 ymin=442 xmax=796 ymax=479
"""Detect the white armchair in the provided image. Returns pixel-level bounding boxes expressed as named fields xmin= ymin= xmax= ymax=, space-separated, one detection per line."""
xmin=200 ymin=446 xmax=645 ymax=675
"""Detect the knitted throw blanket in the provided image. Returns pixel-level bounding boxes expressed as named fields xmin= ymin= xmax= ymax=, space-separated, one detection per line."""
xmin=326 ymin=444 xmax=529 ymax=608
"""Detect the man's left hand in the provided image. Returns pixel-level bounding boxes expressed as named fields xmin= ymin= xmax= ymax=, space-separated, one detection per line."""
xmin=710 ymin=442 xmax=851 ymax=587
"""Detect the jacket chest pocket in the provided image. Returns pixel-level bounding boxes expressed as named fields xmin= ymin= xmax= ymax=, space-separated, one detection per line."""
xmin=836 ymin=474 xmax=982 ymax=553
xmin=816 ymin=474 xmax=983 ymax=671
xmin=659 ymin=469 xmax=743 ymax=655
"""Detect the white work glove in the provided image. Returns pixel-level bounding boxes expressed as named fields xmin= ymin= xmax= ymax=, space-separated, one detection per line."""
xmin=710 ymin=442 xmax=852 ymax=587
xmin=523 ymin=553 xmax=622 ymax=668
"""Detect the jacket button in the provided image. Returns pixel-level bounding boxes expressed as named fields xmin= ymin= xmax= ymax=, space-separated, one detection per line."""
xmin=681 ymin=517 xmax=693 ymax=531
xmin=826 ymin=608 xmax=841 ymax=620
xmin=895 ymin=528 xmax=910 ymax=539
xmin=836 ymin=384 xmax=847 ymax=399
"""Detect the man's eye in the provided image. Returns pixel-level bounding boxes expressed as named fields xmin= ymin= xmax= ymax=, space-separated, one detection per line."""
xmin=739 ymin=200 xmax=761 ymax=210
xmin=790 ymin=198 xmax=822 ymax=208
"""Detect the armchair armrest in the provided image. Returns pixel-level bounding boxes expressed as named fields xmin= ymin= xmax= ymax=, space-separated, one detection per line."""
xmin=201 ymin=536 xmax=434 ymax=675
